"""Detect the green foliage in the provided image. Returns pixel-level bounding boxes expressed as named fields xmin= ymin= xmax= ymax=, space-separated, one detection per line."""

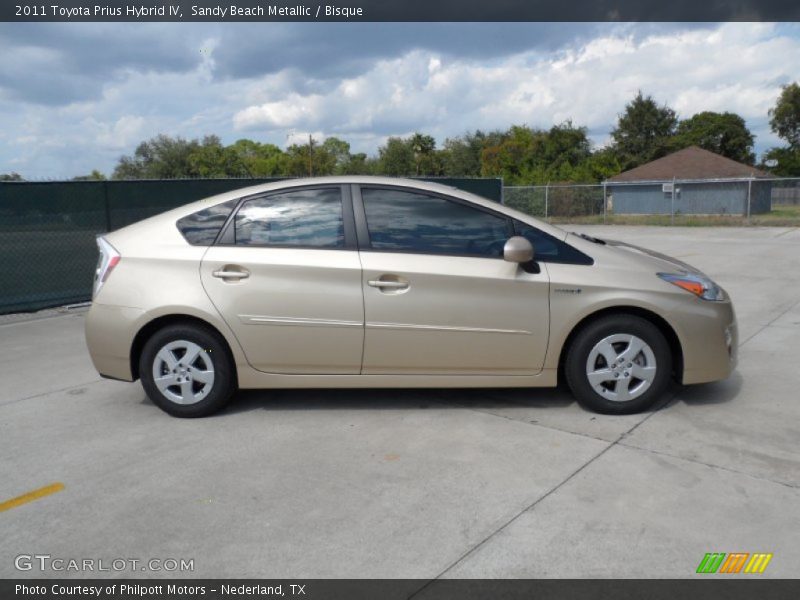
xmin=769 ymin=82 xmax=800 ymax=148
xmin=762 ymin=82 xmax=800 ymax=176
xmin=113 ymin=134 xmax=199 ymax=179
xmin=761 ymin=146 xmax=800 ymax=176
xmin=408 ymin=132 xmax=439 ymax=175
xmin=0 ymin=172 xmax=24 ymax=181
xmin=672 ymin=112 xmax=755 ymax=164
xmin=378 ymin=137 xmax=416 ymax=176
xmin=103 ymin=90 xmax=769 ymax=186
xmin=187 ymin=136 xmax=249 ymax=178
xmin=479 ymin=122 xmax=595 ymax=185
xmin=72 ymin=170 xmax=106 ymax=181
xmin=229 ymin=139 xmax=287 ymax=176
xmin=441 ymin=130 xmax=507 ymax=177
xmin=611 ymin=91 xmax=677 ymax=170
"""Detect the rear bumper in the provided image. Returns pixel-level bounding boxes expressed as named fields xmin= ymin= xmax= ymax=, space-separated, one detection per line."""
xmin=84 ymin=302 xmax=143 ymax=381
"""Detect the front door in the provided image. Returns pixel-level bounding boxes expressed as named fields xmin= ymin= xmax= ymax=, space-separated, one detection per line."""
xmin=355 ymin=186 xmax=550 ymax=375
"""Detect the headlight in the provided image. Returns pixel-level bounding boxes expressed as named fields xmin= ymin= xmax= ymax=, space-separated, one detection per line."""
xmin=657 ymin=272 xmax=725 ymax=301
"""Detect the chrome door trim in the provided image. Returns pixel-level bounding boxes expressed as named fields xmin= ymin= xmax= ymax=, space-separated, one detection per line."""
xmin=239 ymin=315 xmax=363 ymax=328
xmin=366 ymin=322 xmax=531 ymax=335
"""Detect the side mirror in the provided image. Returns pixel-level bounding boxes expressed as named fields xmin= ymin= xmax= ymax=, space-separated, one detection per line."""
xmin=503 ymin=236 xmax=534 ymax=264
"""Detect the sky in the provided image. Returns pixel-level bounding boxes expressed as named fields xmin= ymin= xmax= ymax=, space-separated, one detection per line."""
xmin=1 ymin=21 xmax=799 ymax=179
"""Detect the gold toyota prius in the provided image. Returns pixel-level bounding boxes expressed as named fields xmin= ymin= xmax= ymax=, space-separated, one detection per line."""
xmin=85 ymin=177 xmax=737 ymax=417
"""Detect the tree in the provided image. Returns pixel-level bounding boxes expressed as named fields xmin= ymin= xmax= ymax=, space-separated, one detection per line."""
xmin=284 ymin=135 xmax=350 ymax=177
xmin=611 ymin=92 xmax=677 ymax=170
xmin=761 ymin=147 xmax=800 ymax=176
xmin=479 ymin=122 xmax=595 ymax=184
xmin=72 ymin=170 xmax=106 ymax=181
xmin=113 ymin=134 xmax=200 ymax=179
xmin=0 ymin=172 xmax=23 ymax=181
xmin=574 ymin=148 xmax=622 ymax=182
xmin=442 ymin=130 xmax=506 ymax=177
xmin=377 ymin=137 xmax=415 ymax=176
xmin=769 ymin=82 xmax=800 ymax=149
xmin=229 ymin=139 xmax=287 ymax=176
xmin=284 ymin=137 xmax=318 ymax=177
xmin=409 ymin=132 xmax=437 ymax=175
xmin=187 ymin=135 xmax=249 ymax=178
xmin=338 ymin=152 xmax=377 ymax=175
xmin=320 ymin=137 xmax=352 ymax=174
xmin=673 ymin=112 xmax=755 ymax=164
xmin=764 ymin=83 xmax=800 ymax=175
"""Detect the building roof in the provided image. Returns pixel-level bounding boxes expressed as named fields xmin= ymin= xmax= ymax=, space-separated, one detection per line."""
xmin=608 ymin=146 xmax=770 ymax=183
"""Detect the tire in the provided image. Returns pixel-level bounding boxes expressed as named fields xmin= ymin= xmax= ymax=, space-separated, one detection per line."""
xmin=564 ymin=314 xmax=672 ymax=415
xmin=139 ymin=323 xmax=236 ymax=417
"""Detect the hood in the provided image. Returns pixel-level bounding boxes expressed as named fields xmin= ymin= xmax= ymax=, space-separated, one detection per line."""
xmin=567 ymin=232 xmax=704 ymax=276
xmin=602 ymin=238 xmax=703 ymax=275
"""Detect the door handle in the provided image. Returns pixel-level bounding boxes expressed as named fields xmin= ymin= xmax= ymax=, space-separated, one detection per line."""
xmin=368 ymin=279 xmax=409 ymax=289
xmin=212 ymin=267 xmax=250 ymax=280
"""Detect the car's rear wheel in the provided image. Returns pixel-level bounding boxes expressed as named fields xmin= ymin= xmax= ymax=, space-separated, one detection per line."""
xmin=564 ymin=314 xmax=672 ymax=414
xmin=139 ymin=323 xmax=236 ymax=417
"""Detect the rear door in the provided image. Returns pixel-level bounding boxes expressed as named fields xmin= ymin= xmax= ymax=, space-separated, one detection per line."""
xmin=200 ymin=185 xmax=364 ymax=374
xmin=355 ymin=185 xmax=550 ymax=376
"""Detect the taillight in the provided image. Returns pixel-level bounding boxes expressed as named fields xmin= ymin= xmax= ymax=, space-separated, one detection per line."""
xmin=93 ymin=236 xmax=121 ymax=299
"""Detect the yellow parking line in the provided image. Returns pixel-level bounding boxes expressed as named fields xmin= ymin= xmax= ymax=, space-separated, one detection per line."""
xmin=0 ymin=482 xmax=65 ymax=513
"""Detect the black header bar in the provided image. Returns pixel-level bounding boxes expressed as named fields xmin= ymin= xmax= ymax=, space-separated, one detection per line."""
xmin=4 ymin=0 xmax=800 ymax=22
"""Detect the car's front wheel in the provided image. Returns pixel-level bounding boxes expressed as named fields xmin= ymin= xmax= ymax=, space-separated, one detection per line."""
xmin=139 ymin=323 xmax=236 ymax=417
xmin=564 ymin=314 xmax=672 ymax=414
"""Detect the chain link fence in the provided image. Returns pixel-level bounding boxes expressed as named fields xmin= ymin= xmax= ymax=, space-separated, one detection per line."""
xmin=503 ymin=177 xmax=800 ymax=224
xmin=504 ymin=184 xmax=605 ymax=219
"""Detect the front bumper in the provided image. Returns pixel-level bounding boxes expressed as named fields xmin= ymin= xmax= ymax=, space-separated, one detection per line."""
xmin=672 ymin=297 xmax=738 ymax=385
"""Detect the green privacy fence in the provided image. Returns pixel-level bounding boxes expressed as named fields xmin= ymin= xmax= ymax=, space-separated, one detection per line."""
xmin=0 ymin=177 xmax=502 ymax=314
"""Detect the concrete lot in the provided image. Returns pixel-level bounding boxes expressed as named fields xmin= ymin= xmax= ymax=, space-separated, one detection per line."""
xmin=1 ymin=226 xmax=799 ymax=579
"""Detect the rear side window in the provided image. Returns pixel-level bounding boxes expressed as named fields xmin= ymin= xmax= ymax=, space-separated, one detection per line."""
xmin=362 ymin=188 xmax=511 ymax=257
xmin=176 ymin=199 xmax=238 ymax=246
xmin=234 ymin=188 xmax=344 ymax=248
xmin=514 ymin=220 xmax=593 ymax=265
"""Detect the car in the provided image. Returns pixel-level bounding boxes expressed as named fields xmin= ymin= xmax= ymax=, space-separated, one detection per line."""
xmin=85 ymin=176 xmax=737 ymax=417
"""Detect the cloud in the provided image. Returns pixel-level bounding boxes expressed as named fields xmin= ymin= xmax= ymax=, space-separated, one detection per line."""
xmin=232 ymin=23 xmax=800 ymax=149
xmin=0 ymin=22 xmax=799 ymax=178
xmin=0 ymin=23 xmax=203 ymax=104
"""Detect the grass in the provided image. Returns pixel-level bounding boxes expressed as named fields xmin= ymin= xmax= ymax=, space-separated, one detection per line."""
xmin=547 ymin=204 xmax=800 ymax=227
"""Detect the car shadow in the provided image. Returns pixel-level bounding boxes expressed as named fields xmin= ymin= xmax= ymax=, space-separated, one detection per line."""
xmin=137 ymin=376 xmax=733 ymax=417
xmin=219 ymin=385 xmax=578 ymax=416
xmin=672 ymin=371 xmax=743 ymax=406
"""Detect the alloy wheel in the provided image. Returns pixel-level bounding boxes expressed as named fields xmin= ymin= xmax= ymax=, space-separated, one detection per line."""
xmin=585 ymin=334 xmax=657 ymax=402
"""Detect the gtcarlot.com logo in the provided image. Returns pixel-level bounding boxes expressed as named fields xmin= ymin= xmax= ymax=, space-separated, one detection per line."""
xmin=696 ymin=552 xmax=772 ymax=574
xmin=15 ymin=554 xmax=194 ymax=573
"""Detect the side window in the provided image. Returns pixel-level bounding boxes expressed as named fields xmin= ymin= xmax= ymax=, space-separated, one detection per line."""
xmin=176 ymin=198 xmax=238 ymax=246
xmin=234 ymin=188 xmax=344 ymax=248
xmin=514 ymin=220 xmax=593 ymax=265
xmin=361 ymin=188 xmax=511 ymax=257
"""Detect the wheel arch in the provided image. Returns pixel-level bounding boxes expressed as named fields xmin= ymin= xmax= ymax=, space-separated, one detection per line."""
xmin=130 ymin=314 xmax=238 ymax=383
xmin=556 ymin=306 xmax=684 ymax=383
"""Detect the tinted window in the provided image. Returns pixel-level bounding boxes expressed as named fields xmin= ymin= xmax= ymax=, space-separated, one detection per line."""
xmin=514 ymin=220 xmax=593 ymax=265
xmin=235 ymin=188 xmax=344 ymax=248
xmin=176 ymin=199 xmax=238 ymax=246
xmin=362 ymin=188 xmax=510 ymax=257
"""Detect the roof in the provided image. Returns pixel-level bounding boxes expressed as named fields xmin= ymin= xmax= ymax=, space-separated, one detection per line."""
xmin=607 ymin=146 xmax=770 ymax=183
